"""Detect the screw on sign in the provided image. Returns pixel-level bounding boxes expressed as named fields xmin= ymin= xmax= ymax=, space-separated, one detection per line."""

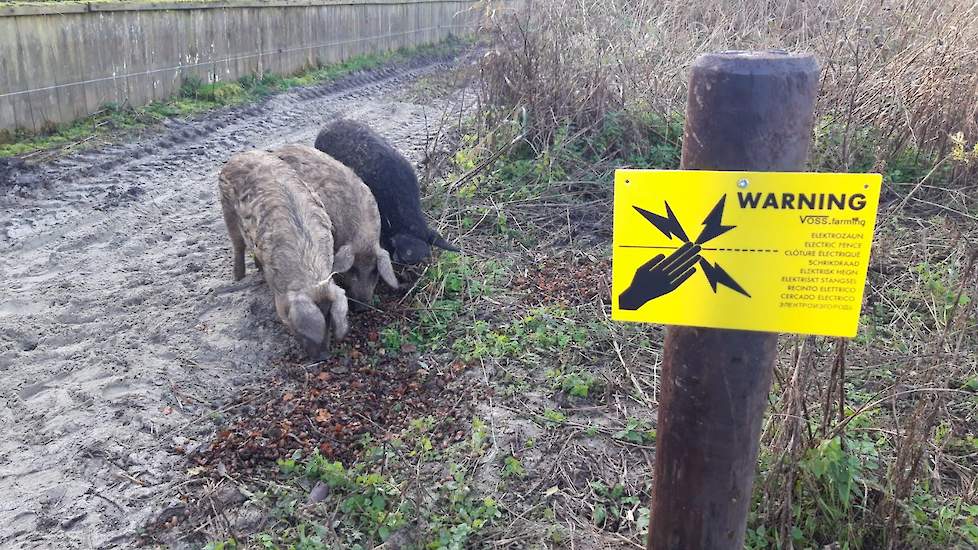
xmin=608 ymin=51 xmax=882 ymax=549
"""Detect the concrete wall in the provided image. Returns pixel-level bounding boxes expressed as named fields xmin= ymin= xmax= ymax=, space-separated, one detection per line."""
xmin=0 ymin=0 xmax=484 ymax=132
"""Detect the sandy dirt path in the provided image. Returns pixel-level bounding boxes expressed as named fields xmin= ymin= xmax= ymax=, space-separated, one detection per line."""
xmin=0 ymin=54 xmax=468 ymax=549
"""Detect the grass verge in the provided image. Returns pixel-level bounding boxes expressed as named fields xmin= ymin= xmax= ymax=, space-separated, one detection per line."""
xmin=0 ymin=36 xmax=467 ymax=158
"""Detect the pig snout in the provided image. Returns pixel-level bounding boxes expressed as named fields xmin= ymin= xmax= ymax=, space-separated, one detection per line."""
xmin=390 ymin=233 xmax=430 ymax=265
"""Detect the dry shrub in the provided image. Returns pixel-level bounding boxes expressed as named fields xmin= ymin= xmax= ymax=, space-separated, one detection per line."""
xmin=478 ymin=0 xmax=978 ymax=180
xmin=757 ymin=245 xmax=977 ymax=548
xmin=473 ymin=1 xmax=978 ymax=547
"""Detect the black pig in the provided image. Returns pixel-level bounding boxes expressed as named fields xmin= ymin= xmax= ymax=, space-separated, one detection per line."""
xmin=314 ymin=119 xmax=459 ymax=264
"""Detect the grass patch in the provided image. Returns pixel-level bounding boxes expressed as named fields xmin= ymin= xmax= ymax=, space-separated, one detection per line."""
xmin=206 ymin=424 xmax=502 ymax=550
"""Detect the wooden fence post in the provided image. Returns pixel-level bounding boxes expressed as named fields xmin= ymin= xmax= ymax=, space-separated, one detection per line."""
xmin=647 ymin=51 xmax=819 ymax=550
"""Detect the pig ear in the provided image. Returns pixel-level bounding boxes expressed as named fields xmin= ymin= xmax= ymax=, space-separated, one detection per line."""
xmin=333 ymin=244 xmax=355 ymax=273
xmin=326 ymin=284 xmax=349 ymax=340
xmin=311 ymin=282 xmax=349 ymax=340
xmin=375 ymin=246 xmax=399 ymax=289
xmin=287 ymin=293 xmax=327 ymax=346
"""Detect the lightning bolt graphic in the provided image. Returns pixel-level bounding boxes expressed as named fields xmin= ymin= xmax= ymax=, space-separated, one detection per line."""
xmin=626 ymin=194 xmax=751 ymax=301
xmin=695 ymin=195 xmax=735 ymax=245
xmin=633 ymin=202 xmax=690 ymax=242
xmin=698 ymin=258 xmax=751 ymax=297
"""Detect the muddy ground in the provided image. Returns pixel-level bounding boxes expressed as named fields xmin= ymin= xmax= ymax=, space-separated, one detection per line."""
xmin=0 ymin=52 xmax=474 ymax=549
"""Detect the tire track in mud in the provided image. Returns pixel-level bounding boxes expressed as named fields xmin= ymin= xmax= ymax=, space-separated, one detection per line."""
xmin=0 ymin=53 xmax=471 ymax=549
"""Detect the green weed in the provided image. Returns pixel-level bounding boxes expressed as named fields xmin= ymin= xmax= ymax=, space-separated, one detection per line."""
xmin=502 ymin=455 xmax=526 ymax=479
xmin=915 ymin=261 xmax=973 ymax=316
xmin=905 ymin=492 xmax=978 ymax=547
xmin=241 ymin=413 xmax=501 ymax=549
xmin=379 ymin=326 xmax=403 ymax=353
xmin=587 ymin=481 xmax=648 ymax=533
xmin=544 ymin=367 xmax=602 ymax=399
xmin=448 ymin=110 xmax=681 ymax=204
xmin=404 ymin=253 xmax=509 ymax=350
xmin=456 ymin=306 xmax=590 ymax=362
xmin=613 ymin=418 xmax=656 ymax=445
xmin=469 ymin=417 xmax=489 ymax=455
xmin=540 ymin=409 xmax=567 ymax=424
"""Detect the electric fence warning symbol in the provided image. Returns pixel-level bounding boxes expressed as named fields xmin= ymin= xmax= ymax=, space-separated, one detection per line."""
xmin=611 ymin=169 xmax=883 ymax=337
xmin=619 ymin=196 xmax=750 ymax=311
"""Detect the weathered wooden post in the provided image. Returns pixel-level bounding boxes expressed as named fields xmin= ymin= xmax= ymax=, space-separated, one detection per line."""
xmin=647 ymin=51 xmax=820 ymax=549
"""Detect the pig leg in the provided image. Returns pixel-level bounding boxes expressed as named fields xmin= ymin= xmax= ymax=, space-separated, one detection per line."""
xmin=220 ymin=195 xmax=246 ymax=280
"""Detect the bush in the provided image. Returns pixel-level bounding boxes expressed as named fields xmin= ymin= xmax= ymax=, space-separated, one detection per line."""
xmin=179 ymin=74 xmax=204 ymax=98
xmin=478 ymin=0 xmax=978 ymax=186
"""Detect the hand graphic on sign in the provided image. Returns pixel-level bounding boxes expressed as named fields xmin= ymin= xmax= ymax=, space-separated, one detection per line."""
xmin=618 ymin=242 xmax=702 ymax=310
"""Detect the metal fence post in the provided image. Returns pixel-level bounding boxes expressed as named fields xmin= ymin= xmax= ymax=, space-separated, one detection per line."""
xmin=648 ymin=51 xmax=819 ymax=550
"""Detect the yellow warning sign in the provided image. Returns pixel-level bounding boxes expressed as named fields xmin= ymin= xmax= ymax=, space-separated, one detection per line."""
xmin=612 ymin=170 xmax=882 ymax=337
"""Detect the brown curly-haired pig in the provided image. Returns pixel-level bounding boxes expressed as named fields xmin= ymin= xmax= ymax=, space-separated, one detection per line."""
xmin=219 ymin=150 xmax=354 ymax=359
xmin=271 ymin=144 xmax=398 ymax=311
